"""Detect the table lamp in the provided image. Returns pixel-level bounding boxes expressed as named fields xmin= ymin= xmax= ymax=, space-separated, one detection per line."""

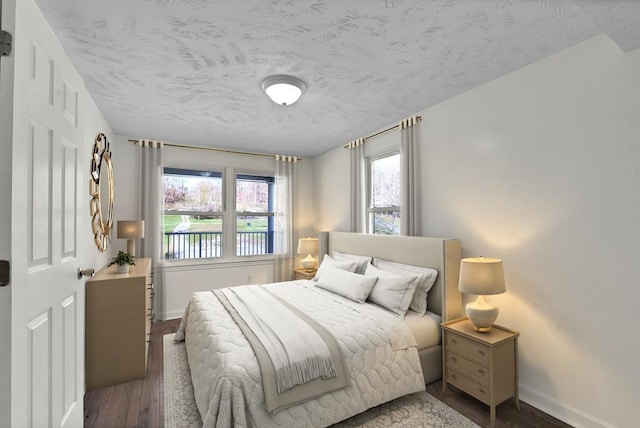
xmin=117 ymin=220 xmax=145 ymax=256
xmin=297 ymin=238 xmax=319 ymax=272
xmin=458 ymin=256 xmax=506 ymax=332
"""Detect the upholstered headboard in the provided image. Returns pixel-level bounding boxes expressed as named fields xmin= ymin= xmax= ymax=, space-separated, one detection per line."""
xmin=319 ymin=231 xmax=463 ymax=322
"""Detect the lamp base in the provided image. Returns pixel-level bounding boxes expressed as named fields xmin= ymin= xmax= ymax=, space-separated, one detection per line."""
xmin=301 ymin=254 xmax=317 ymax=272
xmin=126 ymin=239 xmax=136 ymax=257
xmin=465 ymin=295 xmax=499 ymax=332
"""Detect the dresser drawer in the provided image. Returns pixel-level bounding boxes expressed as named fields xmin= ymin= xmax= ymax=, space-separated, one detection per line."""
xmin=446 ymin=368 xmax=491 ymax=405
xmin=446 ymin=333 xmax=490 ymax=364
xmin=446 ymin=351 xmax=490 ymax=384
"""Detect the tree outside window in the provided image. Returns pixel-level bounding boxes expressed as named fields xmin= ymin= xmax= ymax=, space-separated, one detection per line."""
xmin=368 ymin=153 xmax=400 ymax=235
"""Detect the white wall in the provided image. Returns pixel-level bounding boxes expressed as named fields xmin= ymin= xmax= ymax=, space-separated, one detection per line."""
xmin=313 ymin=34 xmax=640 ymax=428
xmin=113 ymin=136 xmax=316 ymax=320
xmin=313 ymin=143 xmax=351 ymax=232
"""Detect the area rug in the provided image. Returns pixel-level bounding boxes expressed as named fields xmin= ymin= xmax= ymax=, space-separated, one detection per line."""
xmin=164 ymin=334 xmax=479 ymax=428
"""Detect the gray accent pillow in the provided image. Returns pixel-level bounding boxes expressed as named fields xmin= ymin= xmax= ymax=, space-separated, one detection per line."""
xmin=315 ymin=265 xmax=378 ymax=303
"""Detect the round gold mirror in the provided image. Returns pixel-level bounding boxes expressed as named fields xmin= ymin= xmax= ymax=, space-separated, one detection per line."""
xmin=89 ymin=133 xmax=115 ymax=252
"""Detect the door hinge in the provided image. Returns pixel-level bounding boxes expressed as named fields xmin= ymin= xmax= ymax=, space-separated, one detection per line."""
xmin=1 ymin=30 xmax=12 ymax=57
xmin=0 ymin=260 xmax=9 ymax=286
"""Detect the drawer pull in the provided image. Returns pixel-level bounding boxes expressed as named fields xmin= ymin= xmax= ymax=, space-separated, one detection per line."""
xmin=477 ymin=349 xmax=486 ymax=356
xmin=150 ymin=292 xmax=156 ymax=298
xmin=451 ymin=338 xmax=457 ymax=344
xmin=451 ymin=356 xmax=457 ymax=363
xmin=147 ymin=339 xmax=152 ymax=343
xmin=478 ymin=368 xmax=486 ymax=376
xmin=478 ymin=387 xmax=485 ymax=395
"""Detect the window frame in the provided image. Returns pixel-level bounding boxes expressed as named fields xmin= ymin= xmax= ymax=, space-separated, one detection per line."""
xmin=162 ymin=166 xmax=276 ymax=264
xmin=162 ymin=167 xmax=225 ymax=260
xmin=366 ymin=151 xmax=401 ymax=235
xmin=234 ymin=172 xmax=275 ymax=256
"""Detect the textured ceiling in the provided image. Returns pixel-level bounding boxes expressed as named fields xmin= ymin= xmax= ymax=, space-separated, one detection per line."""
xmin=35 ymin=0 xmax=640 ymax=157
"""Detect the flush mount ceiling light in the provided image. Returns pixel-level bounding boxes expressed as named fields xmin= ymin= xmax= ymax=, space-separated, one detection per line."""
xmin=261 ymin=75 xmax=306 ymax=106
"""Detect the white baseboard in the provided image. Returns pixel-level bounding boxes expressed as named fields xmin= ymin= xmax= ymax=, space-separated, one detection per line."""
xmin=519 ymin=384 xmax=615 ymax=428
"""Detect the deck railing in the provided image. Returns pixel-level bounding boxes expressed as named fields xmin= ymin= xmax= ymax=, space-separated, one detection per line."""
xmin=164 ymin=231 xmax=270 ymax=259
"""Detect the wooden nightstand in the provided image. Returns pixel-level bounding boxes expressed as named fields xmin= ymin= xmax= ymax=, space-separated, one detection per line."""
xmin=293 ymin=268 xmax=316 ymax=280
xmin=442 ymin=317 xmax=519 ymax=427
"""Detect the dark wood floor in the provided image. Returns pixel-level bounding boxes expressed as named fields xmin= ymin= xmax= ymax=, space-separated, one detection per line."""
xmin=85 ymin=319 xmax=571 ymax=428
xmin=84 ymin=318 xmax=181 ymax=428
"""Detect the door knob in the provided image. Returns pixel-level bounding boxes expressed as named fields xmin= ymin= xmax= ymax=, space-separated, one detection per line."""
xmin=77 ymin=268 xmax=95 ymax=280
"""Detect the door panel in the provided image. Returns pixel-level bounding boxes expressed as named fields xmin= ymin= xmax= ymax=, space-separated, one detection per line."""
xmin=62 ymin=139 xmax=78 ymax=259
xmin=61 ymin=293 xmax=78 ymax=424
xmin=26 ymin=310 xmax=51 ymax=428
xmin=28 ymin=116 xmax=53 ymax=269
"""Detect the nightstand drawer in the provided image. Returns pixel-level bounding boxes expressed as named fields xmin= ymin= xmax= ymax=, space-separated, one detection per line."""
xmin=446 ymin=333 xmax=490 ymax=364
xmin=447 ymin=368 xmax=490 ymax=405
xmin=446 ymin=351 xmax=490 ymax=384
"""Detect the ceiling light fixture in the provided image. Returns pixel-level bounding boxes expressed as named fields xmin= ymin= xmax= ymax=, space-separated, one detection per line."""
xmin=261 ymin=75 xmax=306 ymax=106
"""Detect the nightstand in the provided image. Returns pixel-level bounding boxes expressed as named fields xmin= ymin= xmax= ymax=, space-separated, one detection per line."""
xmin=293 ymin=268 xmax=316 ymax=280
xmin=442 ymin=317 xmax=519 ymax=427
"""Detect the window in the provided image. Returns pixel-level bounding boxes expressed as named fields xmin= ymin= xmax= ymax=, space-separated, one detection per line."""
xmin=368 ymin=153 xmax=400 ymax=235
xmin=163 ymin=167 xmax=223 ymax=259
xmin=162 ymin=167 xmax=275 ymax=260
xmin=236 ymin=174 xmax=274 ymax=256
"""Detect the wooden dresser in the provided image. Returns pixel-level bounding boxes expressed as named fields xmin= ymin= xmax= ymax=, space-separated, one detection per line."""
xmin=86 ymin=258 xmax=153 ymax=391
xmin=442 ymin=317 xmax=519 ymax=427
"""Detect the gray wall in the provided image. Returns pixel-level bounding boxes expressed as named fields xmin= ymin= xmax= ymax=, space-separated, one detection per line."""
xmin=313 ymin=34 xmax=640 ymax=428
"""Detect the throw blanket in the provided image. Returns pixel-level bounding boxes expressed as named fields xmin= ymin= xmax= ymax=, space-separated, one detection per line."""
xmin=217 ymin=286 xmax=338 ymax=392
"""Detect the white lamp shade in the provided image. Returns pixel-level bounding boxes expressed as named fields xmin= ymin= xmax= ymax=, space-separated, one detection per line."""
xmin=458 ymin=257 xmax=506 ymax=295
xmin=117 ymin=220 xmax=145 ymax=239
xmin=297 ymin=238 xmax=318 ymax=255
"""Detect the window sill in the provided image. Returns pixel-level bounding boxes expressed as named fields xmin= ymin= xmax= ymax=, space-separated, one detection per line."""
xmin=158 ymin=255 xmax=283 ymax=272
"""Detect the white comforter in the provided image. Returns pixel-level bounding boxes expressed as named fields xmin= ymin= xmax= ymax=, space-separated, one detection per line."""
xmin=176 ymin=280 xmax=426 ymax=428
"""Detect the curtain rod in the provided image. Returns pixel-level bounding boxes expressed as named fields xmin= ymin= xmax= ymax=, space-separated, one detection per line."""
xmin=343 ymin=115 xmax=422 ymax=149
xmin=127 ymin=139 xmax=301 ymax=161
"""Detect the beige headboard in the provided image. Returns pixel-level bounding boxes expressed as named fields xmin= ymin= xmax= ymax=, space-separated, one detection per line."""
xmin=320 ymin=231 xmax=463 ymax=322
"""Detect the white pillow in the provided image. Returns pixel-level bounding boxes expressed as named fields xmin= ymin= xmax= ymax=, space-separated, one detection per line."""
xmin=373 ymin=258 xmax=439 ymax=316
xmin=313 ymin=254 xmax=358 ymax=281
xmin=364 ymin=264 xmax=418 ymax=319
xmin=315 ymin=265 xmax=378 ymax=303
xmin=332 ymin=250 xmax=372 ymax=275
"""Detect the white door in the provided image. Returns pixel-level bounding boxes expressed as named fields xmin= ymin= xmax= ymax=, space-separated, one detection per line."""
xmin=5 ymin=0 xmax=92 ymax=426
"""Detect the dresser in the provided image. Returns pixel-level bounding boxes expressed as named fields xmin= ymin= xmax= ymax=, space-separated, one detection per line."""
xmin=86 ymin=258 xmax=153 ymax=391
xmin=442 ymin=317 xmax=519 ymax=427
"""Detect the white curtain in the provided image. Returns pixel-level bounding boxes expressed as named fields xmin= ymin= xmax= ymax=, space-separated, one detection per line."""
xmin=273 ymin=155 xmax=298 ymax=282
xmin=349 ymin=137 xmax=366 ymax=233
xmin=399 ymin=115 xmax=421 ymax=236
xmin=137 ymin=139 xmax=164 ymax=319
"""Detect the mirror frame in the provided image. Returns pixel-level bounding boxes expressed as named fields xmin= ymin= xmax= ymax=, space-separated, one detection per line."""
xmin=89 ymin=133 xmax=115 ymax=252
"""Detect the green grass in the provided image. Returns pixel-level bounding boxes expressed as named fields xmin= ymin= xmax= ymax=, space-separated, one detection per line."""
xmin=163 ymin=215 xmax=268 ymax=233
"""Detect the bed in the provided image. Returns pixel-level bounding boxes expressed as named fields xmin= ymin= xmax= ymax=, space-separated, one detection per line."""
xmin=175 ymin=231 xmax=463 ymax=427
